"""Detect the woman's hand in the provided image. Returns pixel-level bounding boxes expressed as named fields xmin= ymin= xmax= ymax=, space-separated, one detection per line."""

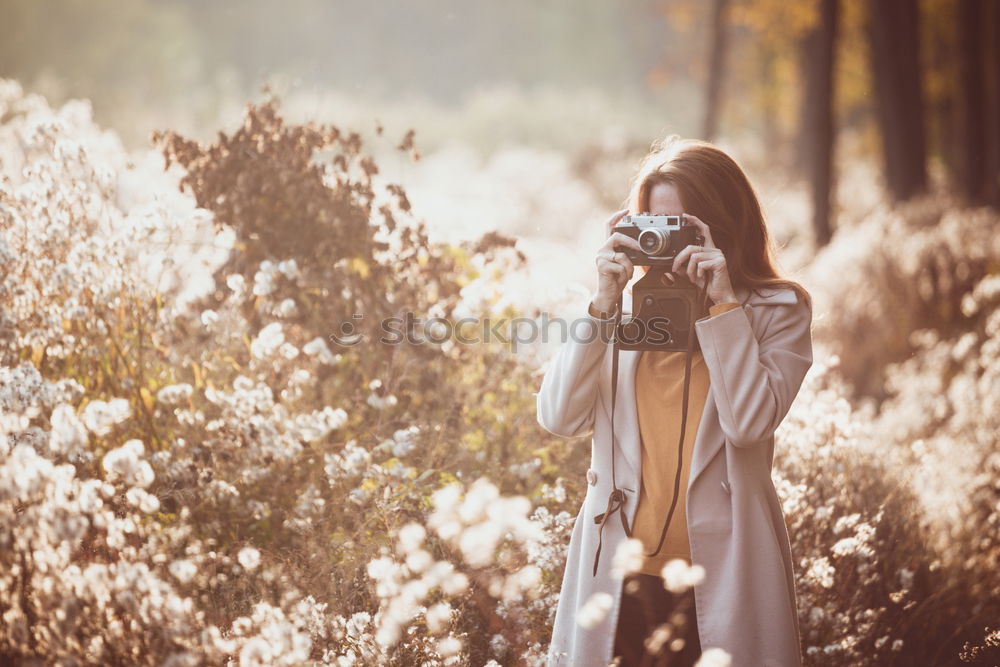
xmin=592 ymin=209 xmax=643 ymax=315
xmin=671 ymin=214 xmax=738 ymax=305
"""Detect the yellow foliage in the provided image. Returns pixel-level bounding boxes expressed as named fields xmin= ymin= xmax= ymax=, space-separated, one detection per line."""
xmin=140 ymin=387 xmax=155 ymax=412
xmin=437 ymin=471 xmax=460 ymax=487
xmin=660 ymin=1 xmax=697 ymax=30
xmin=730 ymin=0 xmax=818 ymax=39
xmin=191 ymin=361 xmax=204 ymax=389
xmin=156 ymin=512 xmax=178 ymax=525
xmin=350 ymin=257 xmax=370 ymax=278
xmin=463 ymin=430 xmax=486 ymax=452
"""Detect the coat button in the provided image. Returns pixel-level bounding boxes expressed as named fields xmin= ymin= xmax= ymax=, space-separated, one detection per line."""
xmin=586 ymin=469 xmax=598 ymax=486
xmin=721 ymin=480 xmax=732 ymax=495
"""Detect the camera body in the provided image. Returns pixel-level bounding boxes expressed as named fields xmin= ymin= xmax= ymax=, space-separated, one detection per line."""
xmin=613 ymin=213 xmax=704 ymax=267
xmin=615 ymin=268 xmax=706 ymax=352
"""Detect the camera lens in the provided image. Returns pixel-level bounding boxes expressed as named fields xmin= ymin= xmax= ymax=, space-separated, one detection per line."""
xmin=638 ymin=228 xmax=668 ymax=256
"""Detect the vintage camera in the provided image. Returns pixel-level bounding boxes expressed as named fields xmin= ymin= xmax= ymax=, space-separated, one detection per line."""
xmin=613 ymin=213 xmax=704 ymax=267
xmin=612 ymin=214 xmax=709 ymax=352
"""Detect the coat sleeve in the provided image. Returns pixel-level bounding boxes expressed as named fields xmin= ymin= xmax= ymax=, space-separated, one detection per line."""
xmin=694 ymin=293 xmax=813 ymax=448
xmin=535 ymin=303 xmax=616 ymax=438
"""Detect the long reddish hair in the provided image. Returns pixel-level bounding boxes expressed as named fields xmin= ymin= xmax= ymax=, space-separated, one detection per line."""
xmin=623 ymin=135 xmax=811 ymax=311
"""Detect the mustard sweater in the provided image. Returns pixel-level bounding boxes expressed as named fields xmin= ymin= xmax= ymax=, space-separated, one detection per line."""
xmin=631 ymin=301 xmax=742 ymax=577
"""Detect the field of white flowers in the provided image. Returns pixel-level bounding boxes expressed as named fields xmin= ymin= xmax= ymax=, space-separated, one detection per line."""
xmin=1 ymin=78 xmax=998 ymax=666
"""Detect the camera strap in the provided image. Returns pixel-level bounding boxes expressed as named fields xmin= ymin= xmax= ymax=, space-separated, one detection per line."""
xmin=591 ymin=284 xmax=707 ymax=577
xmin=592 ymin=291 xmax=630 ymax=577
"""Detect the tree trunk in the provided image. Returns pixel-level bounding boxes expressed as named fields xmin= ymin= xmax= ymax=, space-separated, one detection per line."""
xmin=986 ymin=0 xmax=1000 ymax=206
xmin=702 ymin=0 xmax=729 ymax=141
xmin=957 ymin=0 xmax=988 ymax=204
xmin=868 ymin=0 xmax=927 ymax=202
xmin=806 ymin=0 xmax=838 ymax=248
xmin=796 ymin=29 xmax=818 ymax=174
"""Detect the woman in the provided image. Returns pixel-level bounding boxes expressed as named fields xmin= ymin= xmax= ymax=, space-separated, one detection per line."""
xmin=538 ymin=136 xmax=813 ymax=667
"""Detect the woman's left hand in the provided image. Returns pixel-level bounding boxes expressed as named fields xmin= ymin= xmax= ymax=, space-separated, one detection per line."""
xmin=671 ymin=214 xmax=738 ymax=305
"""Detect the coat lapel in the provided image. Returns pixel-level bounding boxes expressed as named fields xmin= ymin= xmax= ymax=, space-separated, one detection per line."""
xmin=688 ymin=284 xmax=799 ymax=489
xmin=686 ymin=390 xmax=723 ymax=492
xmin=613 ymin=347 xmax=643 ymax=485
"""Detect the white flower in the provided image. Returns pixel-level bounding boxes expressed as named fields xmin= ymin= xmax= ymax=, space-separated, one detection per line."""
xmin=102 ymin=439 xmax=154 ymax=488
xmin=156 ymin=383 xmax=193 ymax=405
xmin=576 ymin=592 xmax=612 ymax=629
xmin=459 ymin=521 xmax=503 ymax=568
xmin=200 ymin=309 xmax=219 ymax=328
xmin=831 ymin=536 xmax=860 ymax=557
xmin=253 ymin=262 xmax=278 ymax=296
xmin=275 ymin=298 xmax=297 ymax=318
xmin=612 ymin=538 xmax=645 ymax=578
xmin=425 ymin=602 xmax=452 ymax=634
xmin=436 ymin=635 xmax=462 ymax=658
xmin=346 ymin=611 xmax=372 ymax=637
xmin=431 ymin=483 xmax=463 ymax=511
xmin=695 ymin=647 xmax=732 ymax=666
xmin=389 ymin=426 xmax=421 ymax=457
xmin=293 ymin=406 xmax=347 ymax=443
xmin=440 ymin=571 xmax=468 ymax=596
xmin=277 ymin=259 xmax=299 ymax=279
xmin=82 ymin=398 xmax=131 ymax=436
xmin=49 ymin=403 xmax=87 ymax=455
xmin=833 ymin=512 xmax=860 ymax=535
xmin=278 ymin=342 xmax=299 ymax=360
xmin=645 ymin=625 xmax=672 ymax=655
xmin=302 ymin=337 xmax=341 ymax=365
xmin=405 ymin=549 xmax=432 ymax=573
xmin=226 ymin=273 xmax=246 ymax=293
xmin=238 ymin=547 xmax=261 ymax=571
xmin=660 ymin=558 xmax=706 ymax=593
xmin=458 ymin=479 xmax=500 ymax=524
xmin=500 ymin=564 xmax=541 ymax=601
xmin=251 ymin=322 xmax=285 ymax=359
xmin=366 ymin=393 xmax=398 ymax=409
xmin=169 ymin=559 xmax=197 ymax=584
xmin=239 ymin=636 xmax=274 ymax=665
xmin=397 ymin=523 xmax=426 ymax=555
xmin=805 ymin=556 xmax=835 ymax=589
xmin=125 ymin=487 xmax=160 ymax=513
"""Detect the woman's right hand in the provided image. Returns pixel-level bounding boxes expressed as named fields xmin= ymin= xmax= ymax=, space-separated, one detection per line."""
xmin=592 ymin=209 xmax=644 ymax=315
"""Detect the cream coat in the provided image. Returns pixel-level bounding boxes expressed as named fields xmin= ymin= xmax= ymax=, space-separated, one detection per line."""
xmin=537 ymin=284 xmax=813 ymax=667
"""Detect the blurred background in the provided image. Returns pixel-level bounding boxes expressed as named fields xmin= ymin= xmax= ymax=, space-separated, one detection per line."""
xmin=2 ymin=1 xmax=999 ymax=665
xmin=3 ymin=0 xmax=998 ymax=310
